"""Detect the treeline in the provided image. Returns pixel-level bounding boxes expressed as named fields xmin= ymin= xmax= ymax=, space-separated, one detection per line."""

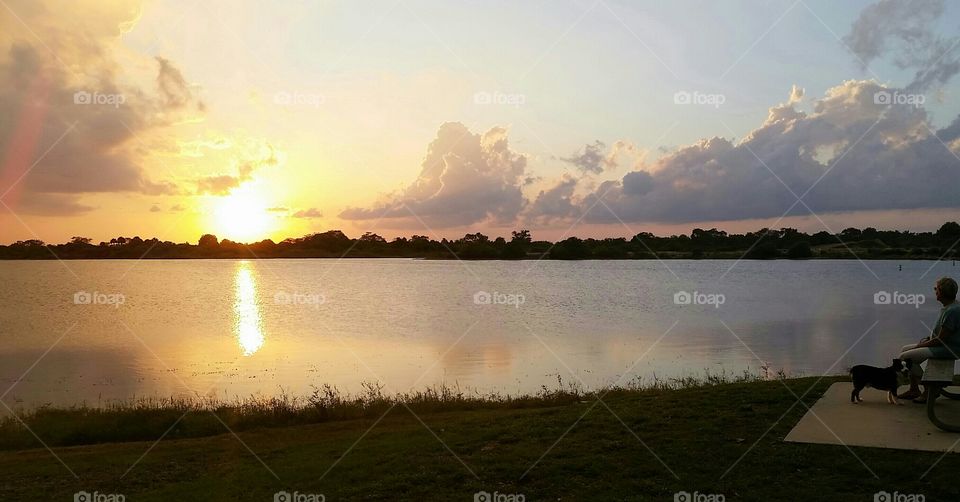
xmin=3 ymin=222 xmax=960 ymax=260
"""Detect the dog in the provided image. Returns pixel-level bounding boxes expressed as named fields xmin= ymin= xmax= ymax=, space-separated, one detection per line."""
xmin=849 ymin=359 xmax=907 ymax=404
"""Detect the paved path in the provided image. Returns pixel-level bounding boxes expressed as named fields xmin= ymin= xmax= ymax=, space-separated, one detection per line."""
xmin=786 ymin=382 xmax=960 ymax=452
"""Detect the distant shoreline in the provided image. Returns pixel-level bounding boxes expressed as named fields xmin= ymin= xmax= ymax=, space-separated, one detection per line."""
xmin=4 ymin=222 xmax=959 ymax=261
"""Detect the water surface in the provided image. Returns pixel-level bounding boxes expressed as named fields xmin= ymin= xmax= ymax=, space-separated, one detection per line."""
xmin=0 ymin=258 xmax=953 ymax=408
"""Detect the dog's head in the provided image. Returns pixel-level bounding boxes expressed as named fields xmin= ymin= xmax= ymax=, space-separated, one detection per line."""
xmin=892 ymin=358 xmax=907 ymax=374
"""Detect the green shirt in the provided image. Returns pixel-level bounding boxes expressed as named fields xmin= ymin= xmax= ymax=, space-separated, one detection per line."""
xmin=934 ymin=302 xmax=960 ymax=352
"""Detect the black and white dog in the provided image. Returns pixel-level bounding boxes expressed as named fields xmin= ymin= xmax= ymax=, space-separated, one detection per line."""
xmin=849 ymin=359 xmax=907 ymax=404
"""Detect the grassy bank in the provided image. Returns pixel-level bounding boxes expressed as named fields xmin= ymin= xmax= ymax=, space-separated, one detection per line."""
xmin=0 ymin=373 xmax=758 ymax=451
xmin=2 ymin=375 xmax=957 ymax=501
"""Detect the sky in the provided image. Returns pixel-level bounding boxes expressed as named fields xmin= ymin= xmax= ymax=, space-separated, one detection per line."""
xmin=1 ymin=0 xmax=959 ymax=244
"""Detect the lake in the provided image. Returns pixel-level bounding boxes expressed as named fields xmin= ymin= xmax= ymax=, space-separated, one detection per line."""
xmin=0 ymin=258 xmax=954 ymax=409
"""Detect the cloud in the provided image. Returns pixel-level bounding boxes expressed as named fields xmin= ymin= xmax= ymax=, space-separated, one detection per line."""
xmin=606 ymin=140 xmax=646 ymax=170
xmin=156 ymin=56 xmax=205 ymax=112
xmin=0 ymin=1 xmax=142 ymax=59
xmin=292 ymin=208 xmax=322 ymax=218
xmin=0 ymin=0 xmax=202 ymax=215
xmin=12 ymin=193 xmax=94 ymax=216
xmin=266 ymin=206 xmax=288 ymax=212
xmin=557 ymin=139 xmax=646 ymax=176
xmin=526 ymin=175 xmax=580 ymax=224
xmin=151 ymin=203 xmax=187 ymax=213
xmin=178 ymin=137 xmax=231 ymax=157
xmin=195 ymin=145 xmax=278 ymax=195
xmin=844 ymin=0 xmax=959 ymax=91
xmin=937 ymin=115 xmax=960 ymax=145
xmin=342 ymin=79 xmax=960 ymax=229
xmin=560 ymin=140 xmax=614 ymax=174
xmin=564 ymin=81 xmax=960 ymax=224
xmin=196 ymin=175 xmax=241 ymax=195
xmin=339 ymin=122 xmax=528 ymax=227
xmin=787 ymin=84 xmax=804 ymax=105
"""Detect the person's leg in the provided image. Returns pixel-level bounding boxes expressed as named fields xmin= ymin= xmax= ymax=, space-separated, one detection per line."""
xmin=898 ymin=346 xmax=933 ymax=399
xmin=903 ymin=344 xmax=926 ymax=375
xmin=912 ymin=347 xmax=957 ymax=403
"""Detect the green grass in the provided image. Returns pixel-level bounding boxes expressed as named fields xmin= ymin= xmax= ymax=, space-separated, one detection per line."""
xmin=1 ymin=375 xmax=957 ymax=501
xmin=0 ymin=372 xmax=759 ymax=451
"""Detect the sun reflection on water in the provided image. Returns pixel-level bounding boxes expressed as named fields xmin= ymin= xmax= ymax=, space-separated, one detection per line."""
xmin=234 ymin=261 xmax=264 ymax=356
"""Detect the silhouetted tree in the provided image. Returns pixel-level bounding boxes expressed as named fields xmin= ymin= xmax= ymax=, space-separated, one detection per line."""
xmin=360 ymin=232 xmax=386 ymax=243
xmin=746 ymin=241 xmax=779 ymax=259
xmin=502 ymin=229 xmax=532 ymax=259
xmin=6 ymin=222 xmax=960 ymax=261
xmin=550 ymin=237 xmax=590 ymax=259
xmin=511 ymin=230 xmax=532 ymax=244
xmin=198 ymin=234 xmax=219 ymax=247
xmin=13 ymin=239 xmax=44 ymax=247
xmin=458 ymin=232 xmax=496 ymax=259
xmin=840 ymin=227 xmax=862 ymax=240
xmin=461 ymin=233 xmax=489 ymax=244
xmin=787 ymin=241 xmax=813 ymax=259
xmin=937 ymin=222 xmax=960 ymax=239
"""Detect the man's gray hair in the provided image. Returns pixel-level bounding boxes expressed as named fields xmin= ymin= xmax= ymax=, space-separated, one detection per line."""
xmin=937 ymin=277 xmax=958 ymax=300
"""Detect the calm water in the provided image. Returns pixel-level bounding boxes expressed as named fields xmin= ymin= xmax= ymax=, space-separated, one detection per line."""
xmin=0 ymin=258 xmax=955 ymax=408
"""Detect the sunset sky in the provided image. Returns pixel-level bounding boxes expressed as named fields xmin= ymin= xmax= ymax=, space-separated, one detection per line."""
xmin=1 ymin=0 xmax=959 ymax=244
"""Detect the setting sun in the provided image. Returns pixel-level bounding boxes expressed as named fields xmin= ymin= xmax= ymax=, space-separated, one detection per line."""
xmin=209 ymin=186 xmax=275 ymax=242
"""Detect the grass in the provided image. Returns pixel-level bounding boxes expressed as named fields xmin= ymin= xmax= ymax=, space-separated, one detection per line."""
xmin=0 ymin=371 xmax=762 ymax=451
xmin=1 ymin=374 xmax=958 ymax=501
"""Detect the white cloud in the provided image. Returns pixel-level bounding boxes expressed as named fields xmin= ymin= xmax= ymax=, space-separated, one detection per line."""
xmin=573 ymin=81 xmax=960 ymax=224
xmin=339 ymin=122 xmax=528 ymax=227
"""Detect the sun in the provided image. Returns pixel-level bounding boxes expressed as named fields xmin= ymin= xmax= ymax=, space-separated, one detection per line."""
xmin=209 ymin=186 xmax=275 ymax=242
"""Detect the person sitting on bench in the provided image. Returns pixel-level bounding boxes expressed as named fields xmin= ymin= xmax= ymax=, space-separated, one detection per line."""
xmin=898 ymin=277 xmax=960 ymax=403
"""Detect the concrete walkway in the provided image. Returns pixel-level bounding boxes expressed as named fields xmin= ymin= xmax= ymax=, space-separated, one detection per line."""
xmin=785 ymin=382 xmax=960 ymax=452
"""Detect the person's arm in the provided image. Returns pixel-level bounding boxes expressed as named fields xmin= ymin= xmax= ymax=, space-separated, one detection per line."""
xmin=918 ymin=307 xmax=960 ymax=348
xmin=917 ymin=326 xmax=951 ymax=347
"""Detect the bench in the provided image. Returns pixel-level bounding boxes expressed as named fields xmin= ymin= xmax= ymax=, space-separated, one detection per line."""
xmin=921 ymin=359 xmax=960 ymax=432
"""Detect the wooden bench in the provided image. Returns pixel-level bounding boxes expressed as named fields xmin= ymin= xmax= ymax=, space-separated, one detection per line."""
xmin=921 ymin=359 xmax=960 ymax=432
